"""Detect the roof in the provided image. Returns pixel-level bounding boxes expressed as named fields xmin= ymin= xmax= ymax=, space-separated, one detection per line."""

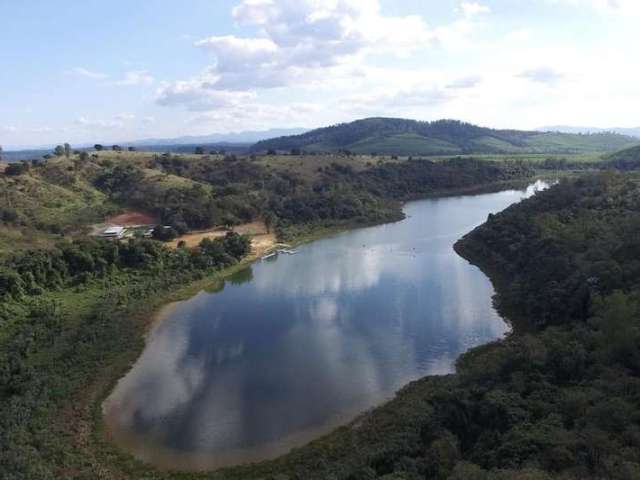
xmin=102 ymin=226 xmax=125 ymax=235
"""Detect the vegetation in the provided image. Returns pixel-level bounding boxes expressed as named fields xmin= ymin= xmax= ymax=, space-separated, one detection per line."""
xmin=252 ymin=118 xmax=638 ymax=156
xmin=5 ymin=145 xmax=640 ymax=478
xmin=0 ymin=150 xmax=534 ymax=254
xmin=604 ymin=145 xmax=640 ymax=170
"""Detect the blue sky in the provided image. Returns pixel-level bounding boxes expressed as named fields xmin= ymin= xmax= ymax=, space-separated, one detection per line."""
xmin=1 ymin=0 xmax=639 ymax=148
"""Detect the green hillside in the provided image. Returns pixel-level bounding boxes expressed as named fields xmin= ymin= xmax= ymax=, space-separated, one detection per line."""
xmin=252 ymin=117 xmax=639 ymax=155
xmin=605 ymin=144 xmax=640 ymax=169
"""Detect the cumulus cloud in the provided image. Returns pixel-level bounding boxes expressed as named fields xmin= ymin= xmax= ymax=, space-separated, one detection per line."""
xmin=157 ymin=0 xmax=438 ymax=108
xmin=156 ymin=77 xmax=256 ymax=111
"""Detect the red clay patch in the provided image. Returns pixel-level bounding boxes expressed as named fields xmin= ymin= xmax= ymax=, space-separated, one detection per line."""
xmin=108 ymin=210 xmax=159 ymax=226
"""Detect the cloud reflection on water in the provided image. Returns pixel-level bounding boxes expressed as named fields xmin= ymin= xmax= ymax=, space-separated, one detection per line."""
xmin=103 ymin=182 xmax=547 ymax=470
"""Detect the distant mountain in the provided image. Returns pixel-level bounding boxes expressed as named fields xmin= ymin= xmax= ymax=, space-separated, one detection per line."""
xmin=1 ymin=149 xmax=52 ymax=162
xmin=130 ymin=128 xmax=309 ymax=147
xmin=252 ymin=117 xmax=639 ymax=156
xmin=540 ymin=126 xmax=640 ymax=138
xmin=1 ymin=128 xmax=309 ymax=161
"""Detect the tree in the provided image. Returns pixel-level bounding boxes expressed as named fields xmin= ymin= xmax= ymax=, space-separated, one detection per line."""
xmin=112 ymin=145 xmax=122 ymax=152
xmin=79 ymin=151 xmax=89 ymax=162
xmin=194 ymin=146 xmax=205 ymax=155
xmin=4 ymin=162 xmax=29 ymax=176
xmin=64 ymin=143 xmax=71 ymax=158
xmin=128 ymin=146 xmax=136 ymax=152
xmin=53 ymin=145 xmax=65 ymax=157
xmin=152 ymin=226 xmax=178 ymax=241
xmin=0 ymin=145 xmax=3 ymax=162
xmin=264 ymin=212 xmax=277 ymax=233
xmin=94 ymin=144 xmax=104 ymax=151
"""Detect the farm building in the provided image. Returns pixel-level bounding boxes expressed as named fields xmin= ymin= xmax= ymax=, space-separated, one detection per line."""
xmin=99 ymin=226 xmax=125 ymax=239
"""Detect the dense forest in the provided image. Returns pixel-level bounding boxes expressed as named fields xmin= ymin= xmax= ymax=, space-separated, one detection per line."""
xmin=252 ymin=118 xmax=638 ymax=156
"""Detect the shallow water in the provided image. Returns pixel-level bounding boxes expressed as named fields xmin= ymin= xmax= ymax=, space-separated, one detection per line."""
xmin=103 ymin=180 xmax=548 ymax=470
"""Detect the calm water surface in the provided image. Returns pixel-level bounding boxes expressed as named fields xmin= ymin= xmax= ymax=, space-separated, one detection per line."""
xmin=103 ymin=181 xmax=547 ymax=470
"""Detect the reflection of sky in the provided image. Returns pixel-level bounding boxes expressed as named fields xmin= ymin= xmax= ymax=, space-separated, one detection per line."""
xmin=103 ymin=182 xmax=548 ymax=468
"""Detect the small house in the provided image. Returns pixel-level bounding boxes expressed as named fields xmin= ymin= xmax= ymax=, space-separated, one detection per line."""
xmin=100 ymin=226 xmax=125 ymax=239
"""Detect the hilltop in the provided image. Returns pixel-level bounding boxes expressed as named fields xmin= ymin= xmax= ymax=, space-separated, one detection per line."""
xmin=252 ymin=117 xmax=638 ymax=156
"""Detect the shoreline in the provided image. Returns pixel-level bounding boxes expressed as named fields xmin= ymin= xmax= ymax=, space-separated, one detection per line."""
xmin=88 ymin=177 xmax=547 ymax=477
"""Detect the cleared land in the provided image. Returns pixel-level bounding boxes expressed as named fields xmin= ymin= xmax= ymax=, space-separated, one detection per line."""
xmin=107 ymin=210 xmax=159 ymax=226
xmin=168 ymin=221 xmax=276 ymax=255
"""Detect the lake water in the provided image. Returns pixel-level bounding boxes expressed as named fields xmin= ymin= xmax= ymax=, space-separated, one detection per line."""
xmin=103 ymin=181 xmax=548 ymax=470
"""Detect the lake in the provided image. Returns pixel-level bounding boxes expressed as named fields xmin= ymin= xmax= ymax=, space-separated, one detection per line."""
xmin=103 ymin=181 xmax=548 ymax=470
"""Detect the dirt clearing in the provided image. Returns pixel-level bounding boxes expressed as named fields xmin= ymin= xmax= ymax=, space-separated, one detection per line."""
xmin=168 ymin=221 xmax=276 ymax=256
xmin=107 ymin=210 xmax=159 ymax=226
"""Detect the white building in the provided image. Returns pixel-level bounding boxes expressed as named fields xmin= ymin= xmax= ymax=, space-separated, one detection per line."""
xmin=100 ymin=226 xmax=125 ymax=239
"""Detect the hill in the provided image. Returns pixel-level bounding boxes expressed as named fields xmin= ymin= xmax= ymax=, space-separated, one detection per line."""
xmin=0 ymin=150 xmax=536 ymax=255
xmin=605 ymin=144 xmax=640 ymax=170
xmin=252 ymin=118 xmax=639 ymax=155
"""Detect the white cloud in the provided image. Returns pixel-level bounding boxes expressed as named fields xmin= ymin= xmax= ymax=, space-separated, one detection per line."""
xmin=115 ymin=113 xmax=136 ymax=121
xmin=547 ymin=0 xmax=640 ymax=15
xmin=157 ymin=0 xmax=438 ymax=106
xmin=156 ymin=77 xmax=256 ymax=111
xmin=189 ymin=101 xmax=322 ymax=132
xmin=447 ymin=75 xmax=482 ymax=89
xmin=76 ymin=116 xmax=127 ymax=129
xmin=458 ymin=2 xmax=491 ymax=18
xmin=0 ymin=126 xmax=18 ymax=133
xmin=109 ymin=70 xmax=155 ymax=87
xmin=517 ymin=66 xmax=564 ymax=84
xmin=345 ymin=87 xmax=452 ymax=112
xmin=505 ymin=28 xmax=533 ymax=42
xmin=195 ymin=36 xmax=279 ymax=72
xmin=30 ymin=126 xmax=54 ymax=134
xmin=71 ymin=67 xmax=109 ymax=79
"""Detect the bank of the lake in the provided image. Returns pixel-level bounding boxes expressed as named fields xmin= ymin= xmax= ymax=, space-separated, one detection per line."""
xmin=0 ymin=178 xmax=545 ymax=480
xmin=100 ymin=180 xmax=552 ymax=469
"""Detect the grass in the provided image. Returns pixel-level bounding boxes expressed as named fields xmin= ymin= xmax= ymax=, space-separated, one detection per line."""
xmin=525 ymin=131 xmax=639 ymax=152
xmin=348 ymin=133 xmax=462 ymax=156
